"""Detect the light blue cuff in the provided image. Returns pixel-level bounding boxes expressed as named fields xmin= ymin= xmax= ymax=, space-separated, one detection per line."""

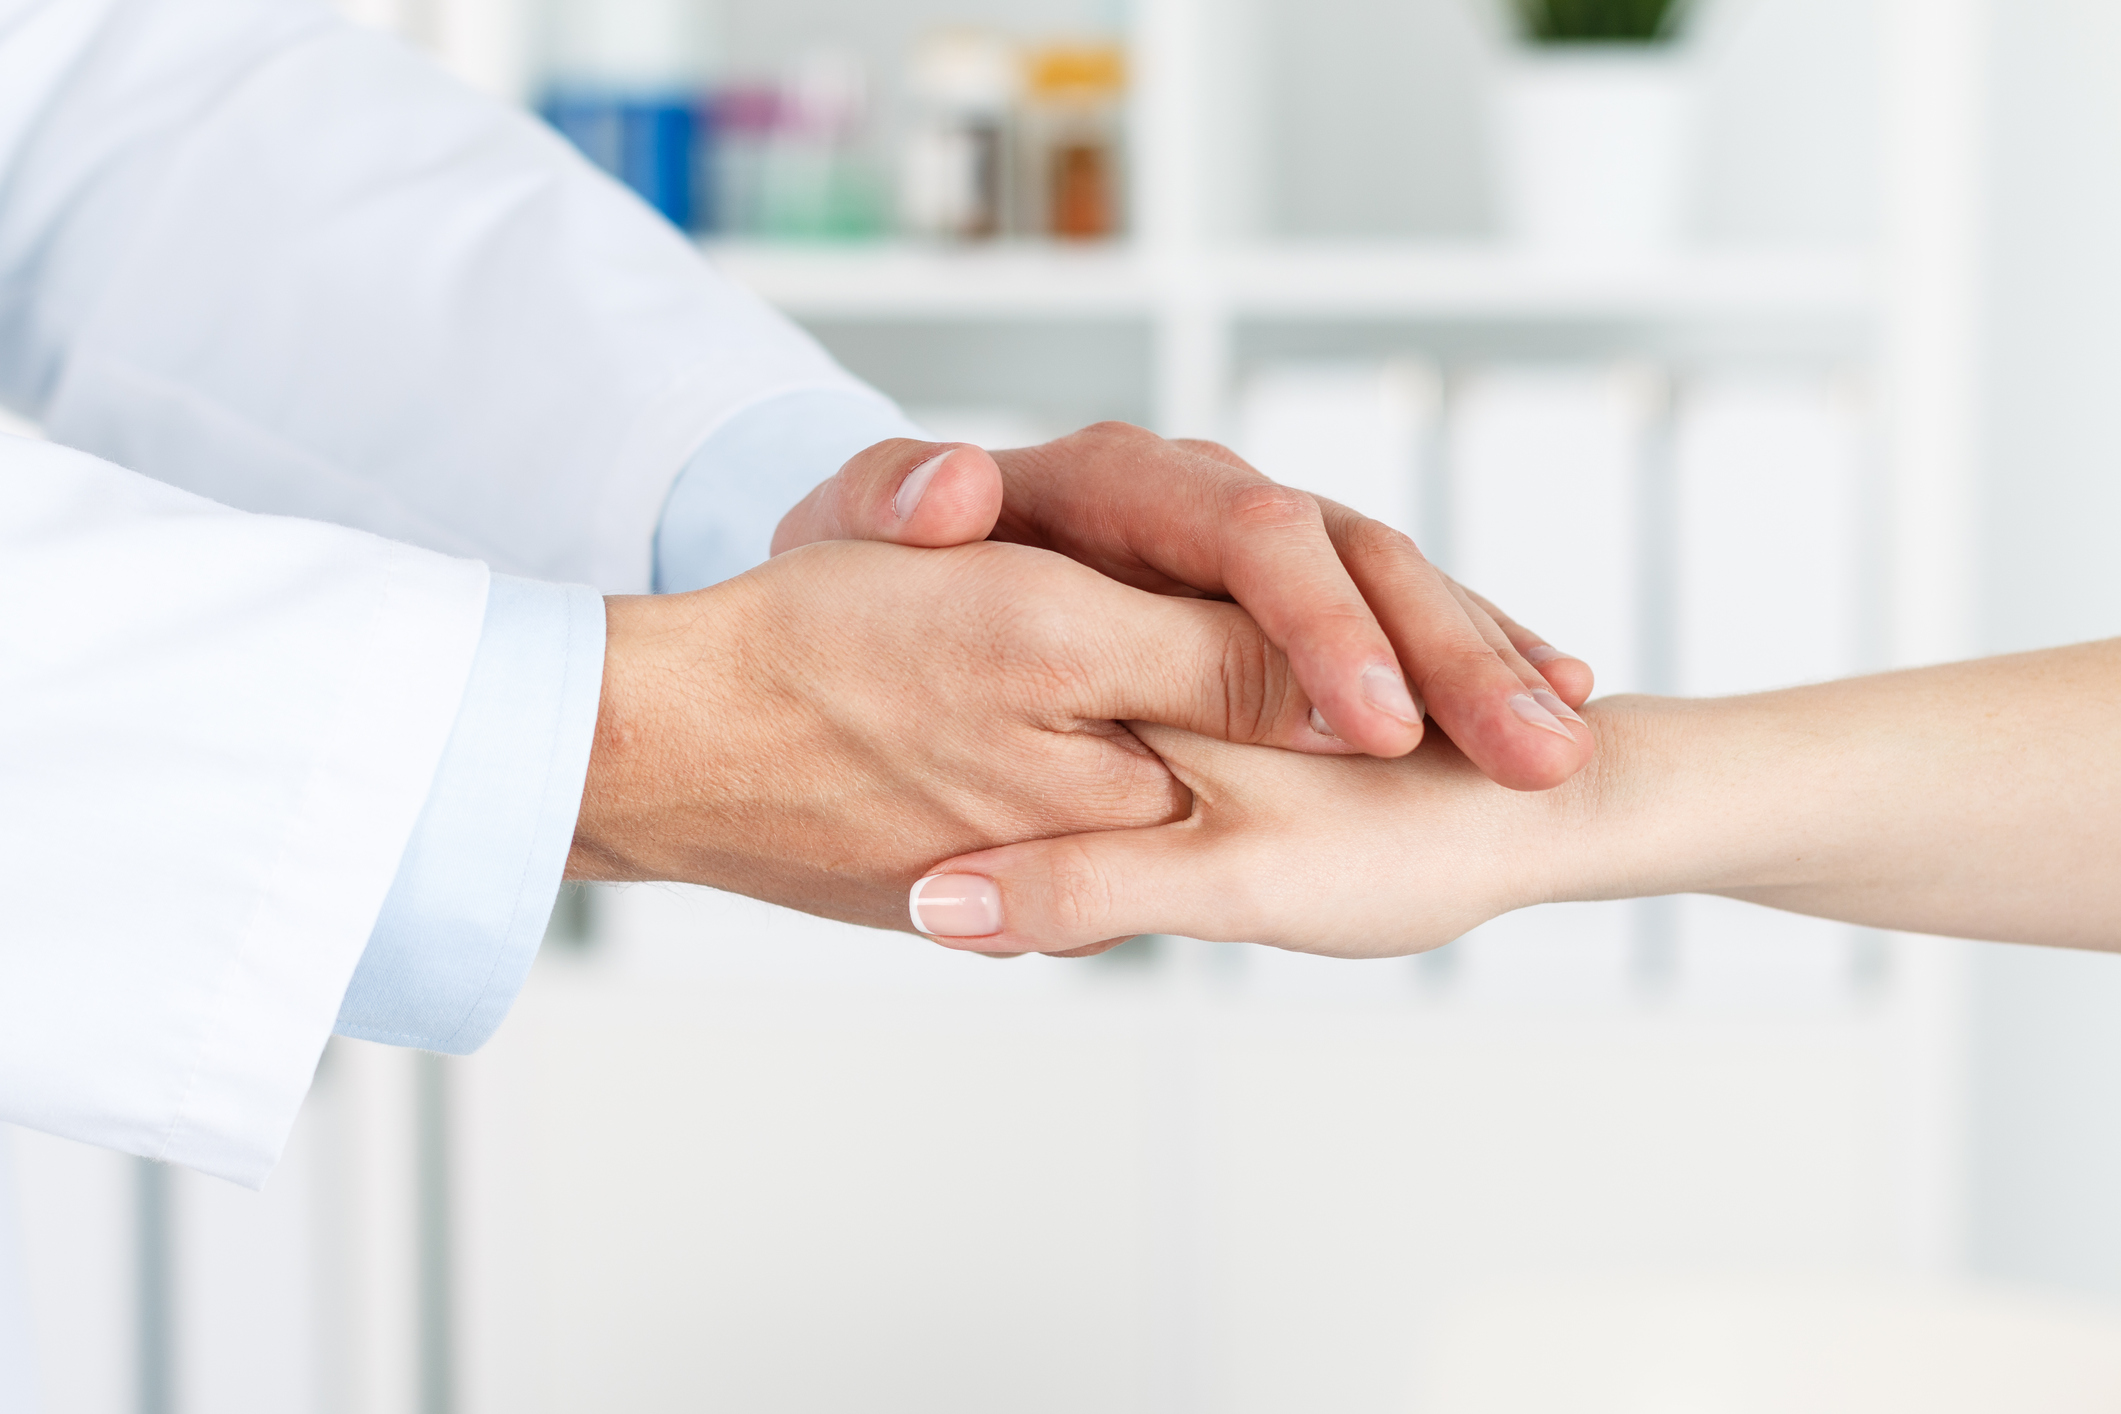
xmin=653 ymin=388 xmax=927 ymax=594
xmin=335 ymin=574 xmax=605 ymax=1055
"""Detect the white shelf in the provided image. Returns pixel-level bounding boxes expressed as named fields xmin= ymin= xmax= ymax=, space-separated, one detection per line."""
xmin=703 ymin=240 xmax=1874 ymax=325
xmin=703 ymin=242 xmax=1160 ymax=320
xmin=1216 ymin=245 xmax=1873 ymax=322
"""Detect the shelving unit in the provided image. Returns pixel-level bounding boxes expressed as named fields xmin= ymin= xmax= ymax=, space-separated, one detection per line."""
xmin=708 ymin=237 xmax=1876 ymax=438
xmin=47 ymin=3 xmax=1981 ymax=1413
xmin=706 ymin=239 xmax=1873 ymax=323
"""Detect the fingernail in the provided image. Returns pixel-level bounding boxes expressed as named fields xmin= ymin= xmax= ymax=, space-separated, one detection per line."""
xmin=893 ymin=450 xmax=953 ymax=521
xmin=1531 ymin=688 xmax=1586 ymax=726
xmin=1509 ymin=692 xmax=1576 ymax=741
xmin=1309 ymin=707 xmax=1336 ymax=739
xmin=1525 ymin=644 xmax=1568 ymax=665
xmin=909 ymin=874 xmax=1003 ymax=938
xmin=1361 ymin=664 xmax=1425 ymax=725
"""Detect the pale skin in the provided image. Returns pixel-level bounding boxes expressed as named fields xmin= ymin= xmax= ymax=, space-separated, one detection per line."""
xmin=567 ymin=426 xmax=1597 ymax=932
xmin=913 ymin=644 xmax=2121 ymax=958
xmin=772 ymin=425 xmax=1599 ymax=785
xmin=754 ymin=435 xmax=2118 ymax=958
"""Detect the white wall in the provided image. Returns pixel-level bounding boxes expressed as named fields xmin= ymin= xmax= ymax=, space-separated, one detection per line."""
xmin=1259 ymin=0 xmax=1876 ymax=244
xmin=1968 ymin=0 xmax=2121 ymax=1298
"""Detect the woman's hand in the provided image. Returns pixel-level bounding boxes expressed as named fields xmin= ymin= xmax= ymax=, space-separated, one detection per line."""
xmin=772 ymin=427 xmax=1596 ymax=790
xmin=905 ymin=642 xmax=2121 ymax=959
xmin=901 ymin=718 xmax=1579 ymax=958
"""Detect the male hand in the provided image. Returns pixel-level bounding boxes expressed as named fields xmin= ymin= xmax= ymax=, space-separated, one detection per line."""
xmin=565 ymin=538 xmax=1320 ymax=930
xmin=773 ymin=424 xmax=1594 ymax=791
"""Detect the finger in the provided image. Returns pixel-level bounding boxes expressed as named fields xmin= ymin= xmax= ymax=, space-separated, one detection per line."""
xmin=1050 ymin=938 xmax=1136 ymax=958
xmin=770 ymin=439 xmax=1003 ymax=556
xmin=1071 ymin=580 xmax=1357 ymax=756
xmin=990 ymin=431 xmax=1423 ymax=755
xmin=1452 ymin=579 xmax=1595 ymax=709
xmin=1210 ymin=483 xmax=1427 ymax=757
xmin=910 ymin=722 xmax=1311 ymax=953
xmin=1317 ymin=502 xmax=1593 ymax=792
xmin=1441 ymin=578 xmax=1569 ymax=698
xmin=909 ymin=827 xmax=1256 ymax=955
xmin=1442 ymin=585 xmax=1597 ymax=748
xmin=938 ymin=938 xmax=1131 ymax=959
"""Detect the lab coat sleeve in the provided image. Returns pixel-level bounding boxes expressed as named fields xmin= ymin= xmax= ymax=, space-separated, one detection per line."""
xmin=653 ymin=388 xmax=930 ymax=594
xmin=0 ymin=434 xmax=490 ymax=1188
xmin=0 ymin=0 xmax=897 ymax=592
xmin=334 ymin=575 xmax=603 ymax=1055
xmin=329 ymin=389 xmax=920 ymax=1052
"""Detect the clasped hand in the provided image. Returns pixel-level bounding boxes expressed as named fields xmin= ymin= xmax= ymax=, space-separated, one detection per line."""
xmin=569 ymin=423 xmax=1594 ymax=952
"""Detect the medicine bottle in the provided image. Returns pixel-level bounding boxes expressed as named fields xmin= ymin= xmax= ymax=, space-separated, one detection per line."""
xmin=708 ymin=84 xmax=778 ymax=237
xmin=1021 ymin=42 xmax=1126 ymax=240
xmin=761 ymin=51 xmax=884 ymax=241
xmin=901 ymin=29 xmax=1020 ymax=241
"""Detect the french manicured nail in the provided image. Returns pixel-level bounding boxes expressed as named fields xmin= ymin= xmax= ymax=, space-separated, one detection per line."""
xmin=909 ymin=874 xmax=1003 ymax=938
xmin=1531 ymin=688 xmax=1586 ymax=726
xmin=1361 ymin=664 xmax=1425 ymax=725
xmin=1525 ymin=644 xmax=1568 ymax=665
xmin=893 ymin=450 xmax=953 ymax=521
xmin=1509 ymin=692 xmax=1576 ymax=741
xmin=1309 ymin=707 xmax=1337 ymax=739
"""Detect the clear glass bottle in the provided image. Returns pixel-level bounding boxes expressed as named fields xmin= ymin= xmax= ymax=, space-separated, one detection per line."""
xmin=760 ymin=51 xmax=884 ymax=241
xmin=706 ymin=83 xmax=778 ymax=237
xmin=900 ymin=29 xmax=1020 ymax=242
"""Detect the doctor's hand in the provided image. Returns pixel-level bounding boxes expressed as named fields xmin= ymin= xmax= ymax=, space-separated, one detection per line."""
xmin=563 ymin=538 xmax=1325 ymax=934
xmin=772 ymin=426 xmax=1595 ymax=792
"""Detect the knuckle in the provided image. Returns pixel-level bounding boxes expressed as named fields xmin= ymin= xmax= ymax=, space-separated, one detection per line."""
xmin=1079 ymin=419 xmax=1152 ymax=447
xmin=1217 ymin=622 xmax=1285 ymax=744
xmin=984 ymin=567 xmax=1101 ymax=695
xmin=1345 ymin=515 xmax=1421 ymax=564
xmin=1223 ymin=482 xmax=1320 ymax=533
xmin=1419 ymin=641 xmax=1518 ymax=698
xmin=1042 ymin=839 xmax=1117 ymax=938
xmin=1174 ymin=438 xmax=1249 ymax=468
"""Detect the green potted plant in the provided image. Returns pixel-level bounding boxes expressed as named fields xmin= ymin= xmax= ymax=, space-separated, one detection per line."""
xmin=1510 ymin=0 xmax=1689 ymax=43
xmin=1492 ymin=0 xmax=1701 ymax=253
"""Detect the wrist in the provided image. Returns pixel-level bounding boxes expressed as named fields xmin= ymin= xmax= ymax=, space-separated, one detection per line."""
xmin=566 ymin=589 xmax=745 ymax=883
xmin=1529 ymin=694 xmax=1765 ymax=908
xmin=565 ymin=594 xmax=655 ymax=881
xmin=1514 ymin=695 xmax=1676 ymax=908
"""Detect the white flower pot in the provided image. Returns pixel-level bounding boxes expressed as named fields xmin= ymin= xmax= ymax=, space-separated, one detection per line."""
xmin=1493 ymin=48 xmax=1695 ymax=254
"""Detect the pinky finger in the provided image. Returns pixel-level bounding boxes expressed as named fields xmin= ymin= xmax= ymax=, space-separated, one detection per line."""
xmin=1450 ymin=579 xmax=1595 ymax=709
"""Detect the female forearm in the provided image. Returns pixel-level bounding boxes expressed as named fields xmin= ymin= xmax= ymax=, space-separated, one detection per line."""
xmin=1566 ymin=640 xmax=2121 ymax=949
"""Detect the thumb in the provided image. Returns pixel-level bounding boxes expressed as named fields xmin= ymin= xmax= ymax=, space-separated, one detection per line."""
xmin=908 ymin=726 xmax=1295 ymax=955
xmin=908 ymin=824 xmax=1254 ymax=956
xmin=771 ymin=439 xmax=1003 ymax=555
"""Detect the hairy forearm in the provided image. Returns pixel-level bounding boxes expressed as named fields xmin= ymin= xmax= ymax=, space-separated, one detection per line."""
xmin=1548 ymin=641 xmax=2121 ymax=949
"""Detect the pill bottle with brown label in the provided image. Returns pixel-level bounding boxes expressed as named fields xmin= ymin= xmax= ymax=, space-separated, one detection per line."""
xmin=1021 ymin=41 xmax=1127 ymax=241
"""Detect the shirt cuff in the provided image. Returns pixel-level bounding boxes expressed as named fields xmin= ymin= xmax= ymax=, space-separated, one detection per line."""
xmin=334 ymin=575 xmax=605 ymax=1055
xmin=653 ymin=388 xmax=928 ymax=594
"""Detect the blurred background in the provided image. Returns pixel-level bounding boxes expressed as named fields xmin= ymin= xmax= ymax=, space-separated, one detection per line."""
xmin=8 ymin=0 xmax=2121 ymax=1409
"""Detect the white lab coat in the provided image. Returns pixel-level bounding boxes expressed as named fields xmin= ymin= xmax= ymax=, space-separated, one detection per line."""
xmin=0 ymin=0 xmax=877 ymax=1188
